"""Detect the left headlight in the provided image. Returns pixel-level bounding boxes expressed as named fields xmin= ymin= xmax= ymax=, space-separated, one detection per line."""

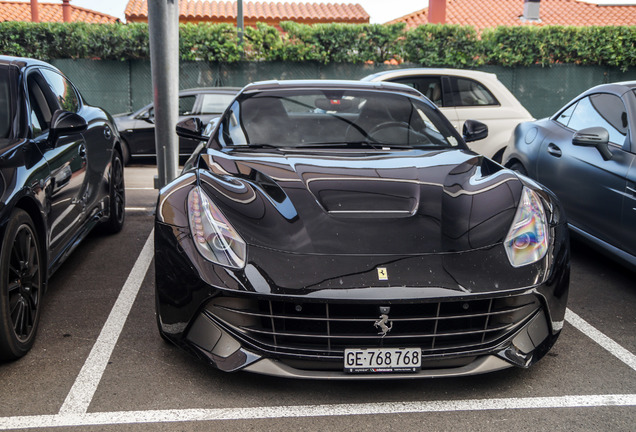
xmin=187 ymin=186 xmax=246 ymax=269
xmin=504 ymin=186 xmax=549 ymax=268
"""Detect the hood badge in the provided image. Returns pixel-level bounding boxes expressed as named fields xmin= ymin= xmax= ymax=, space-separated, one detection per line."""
xmin=377 ymin=267 xmax=388 ymax=281
xmin=374 ymin=306 xmax=393 ymax=337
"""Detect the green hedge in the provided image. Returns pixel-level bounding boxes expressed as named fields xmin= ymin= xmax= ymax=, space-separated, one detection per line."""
xmin=0 ymin=21 xmax=634 ymax=70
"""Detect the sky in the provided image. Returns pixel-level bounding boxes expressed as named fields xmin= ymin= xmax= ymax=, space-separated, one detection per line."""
xmin=13 ymin=0 xmax=636 ymax=24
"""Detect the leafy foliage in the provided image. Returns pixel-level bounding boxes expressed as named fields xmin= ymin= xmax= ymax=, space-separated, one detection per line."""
xmin=481 ymin=25 xmax=636 ymax=70
xmin=179 ymin=23 xmax=241 ymax=62
xmin=0 ymin=21 xmax=633 ymax=70
xmin=403 ymin=24 xmax=483 ymax=67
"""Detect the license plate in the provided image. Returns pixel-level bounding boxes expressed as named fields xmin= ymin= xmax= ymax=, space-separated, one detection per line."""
xmin=344 ymin=348 xmax=421 ymax=373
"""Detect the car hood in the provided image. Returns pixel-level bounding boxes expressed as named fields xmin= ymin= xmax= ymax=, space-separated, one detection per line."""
xmin=198 ymin=148 xmax=523 ymax=255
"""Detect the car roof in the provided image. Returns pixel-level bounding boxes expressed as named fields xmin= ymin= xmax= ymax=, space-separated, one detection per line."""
xmin=241 ymin=79 xmax=423 ymax=98
xmin=0 ymin=55 xmax=60 ymax=72
xmin=179 ymin=87 xmax=241 ymax=96
xmin=582 ymin=81 xmax=636 ymax=97
xmin=361 ymin=68 xmax=498 ymax=82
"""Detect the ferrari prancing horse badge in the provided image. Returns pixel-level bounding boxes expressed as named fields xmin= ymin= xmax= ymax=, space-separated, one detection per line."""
xmin=377 ymin=267 xmax=388 ymax=281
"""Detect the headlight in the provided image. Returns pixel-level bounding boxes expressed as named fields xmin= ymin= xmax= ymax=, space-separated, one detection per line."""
xmin=187 ymin=186 xmax=246 ymax=269
xmin=504 ymin=187 xmax=549 ymax=267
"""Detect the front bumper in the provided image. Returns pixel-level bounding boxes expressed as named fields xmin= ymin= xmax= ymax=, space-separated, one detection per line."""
xmin=179 ymin=299 xmax=556 ymax=379
xmin=154 ymin=216 xmax=569 ymax=379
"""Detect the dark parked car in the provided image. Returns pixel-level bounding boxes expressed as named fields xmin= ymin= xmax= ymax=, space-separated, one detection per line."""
xmin=503 ymin=81 xmax=636 ymax=269
xmin=155 ymin=80 xmax=570 ymax=379
xmin=0 ymin=56 xmax=125 ymax=360
xmin=113 ymin=87 xmax=239 ymax=163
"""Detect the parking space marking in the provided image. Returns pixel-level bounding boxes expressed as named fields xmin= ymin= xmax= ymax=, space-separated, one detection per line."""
xmin=1 ymin=394 xmax=635 ymax=429
xmin=58 ymin=231 xmax=155 ymax=415
xmin=565 ymin=309 xmax=636 ymax=372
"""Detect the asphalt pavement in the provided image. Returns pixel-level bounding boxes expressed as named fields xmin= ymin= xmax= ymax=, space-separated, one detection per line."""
xmin=0 ymin=164 xmax=634 ymax=431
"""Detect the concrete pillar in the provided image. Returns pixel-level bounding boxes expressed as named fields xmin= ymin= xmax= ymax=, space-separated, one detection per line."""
xmin=30 ymin=0 xmax=40 ymax=22
xmin=523 ymin=0 xmax=541 ymax=21
xmin=62 ymin=0 xmax=71 ymax=22
xmin=429 ymin=0 xmax=446 ymax=24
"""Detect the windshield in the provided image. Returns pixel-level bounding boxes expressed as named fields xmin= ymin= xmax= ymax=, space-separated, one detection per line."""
xmin=213 ymin=89 xmax=460 ymax=150
xmin=0 ymin=67 xmax=12 ymax=139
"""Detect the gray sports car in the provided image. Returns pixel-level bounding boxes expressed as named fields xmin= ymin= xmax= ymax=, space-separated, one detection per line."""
xmin=503 ymin=81 xmax=636 ymax=269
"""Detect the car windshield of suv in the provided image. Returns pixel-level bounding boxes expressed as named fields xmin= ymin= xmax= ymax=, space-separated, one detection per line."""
xmin=215 ymin=89 xmax=459 ymax=150
xmin=0 ymin=68 xmax=12 ymax=138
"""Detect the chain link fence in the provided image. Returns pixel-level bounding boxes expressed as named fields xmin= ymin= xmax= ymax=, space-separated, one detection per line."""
xmin=51 ymin=59 xmax=636 ymax=119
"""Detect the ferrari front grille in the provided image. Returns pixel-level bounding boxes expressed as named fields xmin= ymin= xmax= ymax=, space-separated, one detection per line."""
xmin=204 ymin=293 xmax=540 ymax=359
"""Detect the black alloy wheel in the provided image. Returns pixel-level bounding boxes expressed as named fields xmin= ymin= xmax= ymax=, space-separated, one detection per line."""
xmin=103 ymin=151 xmax=126 ymax=234
xmin=0 ymin=209 xmax=43 ymax=360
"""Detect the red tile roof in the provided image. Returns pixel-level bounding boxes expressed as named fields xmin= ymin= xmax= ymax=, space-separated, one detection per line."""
xmin=0 ymin=1 xmax=119 ymax=23
xmin=125 ymin=0 xmax=369 ymax=24
xmin=388 ymin=0 xmax=636 ymax=29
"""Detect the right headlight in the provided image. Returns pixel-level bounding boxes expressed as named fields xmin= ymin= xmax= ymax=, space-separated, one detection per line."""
xmin=504 ymin=186 xmax=549 ymax=267
xmin=187 ymin=186 xmax=246 ymax=269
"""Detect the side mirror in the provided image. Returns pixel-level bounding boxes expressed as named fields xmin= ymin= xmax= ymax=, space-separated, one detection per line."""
xmin=49 ymin=110 xmax=87 ymax=142
xmin=463 ymin=120 xmax=488 ymax=143
xmin=138 ymin=108 xmax=155 ymax=124
xmin=572 ymin=127 xmax=612 ymax=160
xmin=176 ymin=117 xmax=206 ymax=141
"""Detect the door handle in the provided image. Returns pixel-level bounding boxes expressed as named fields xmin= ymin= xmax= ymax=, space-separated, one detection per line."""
xmin=547 ymin=143 xmax=562 ymax=157
xmin=79 ymin=144 xmax=86 ymax=158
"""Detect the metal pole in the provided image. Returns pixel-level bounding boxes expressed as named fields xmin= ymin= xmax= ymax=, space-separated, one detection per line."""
xmin=148 ymin=0 xmax=180 ymax=189
xmin=237 ymin=0 xmax=244 ymax=47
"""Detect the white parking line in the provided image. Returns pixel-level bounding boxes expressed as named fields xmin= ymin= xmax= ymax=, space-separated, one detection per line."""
xmin=1 ymin=394 xmax=635 ymax=430
xmin=565 ymin=309 xmax=636 ymax=372
xmin=58 ymin=231 xmax=154 ymax=415
xmin=125 ymin=207 xmax=154 ymax=211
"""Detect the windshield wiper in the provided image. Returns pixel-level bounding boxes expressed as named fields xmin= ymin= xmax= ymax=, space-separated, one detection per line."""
xmin=293 ymin=141 xmax=382 ymax=149
xmin=226 ymin=144 xmax=282 ymax=150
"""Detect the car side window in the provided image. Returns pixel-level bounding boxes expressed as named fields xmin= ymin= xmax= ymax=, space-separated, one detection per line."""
xmin=179 ymin=95 xmax=196 ymax=115
xmin=217 ymin=101 xmax=246 ymax=146
xmin=388 ymin=77 xmax=444 ymax=107
xmin=555 ymin=102 xmax=577 ymax=127
xmin=27 ymin=70 xmax=60 ymax=138
xmin=452 ymin=77 xmax=498 ymax=107
xmin=0 ymin=70 xmax=11 ymax=138
xmin=199 ymin=93 xmax=235 ymax=114
xmin=567 ymin=94 xmax=628 ymax=146
xmin=40 ymin=69 xmax=80 ymax=114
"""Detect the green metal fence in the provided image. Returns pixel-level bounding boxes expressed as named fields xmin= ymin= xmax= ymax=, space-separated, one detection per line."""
xmin=51 ymin=59 xmax=636 ymax=119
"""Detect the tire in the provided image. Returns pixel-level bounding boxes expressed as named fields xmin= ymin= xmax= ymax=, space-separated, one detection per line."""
xmin=509 ymin=162 xmax=528 ymax=176
xmin=121 ymin=140 xmax=131 ymax=166
xmin=102 ymin=151 xmax=126 ymax=234
xmin=0 ymin=209 xmax=44 ymax=361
